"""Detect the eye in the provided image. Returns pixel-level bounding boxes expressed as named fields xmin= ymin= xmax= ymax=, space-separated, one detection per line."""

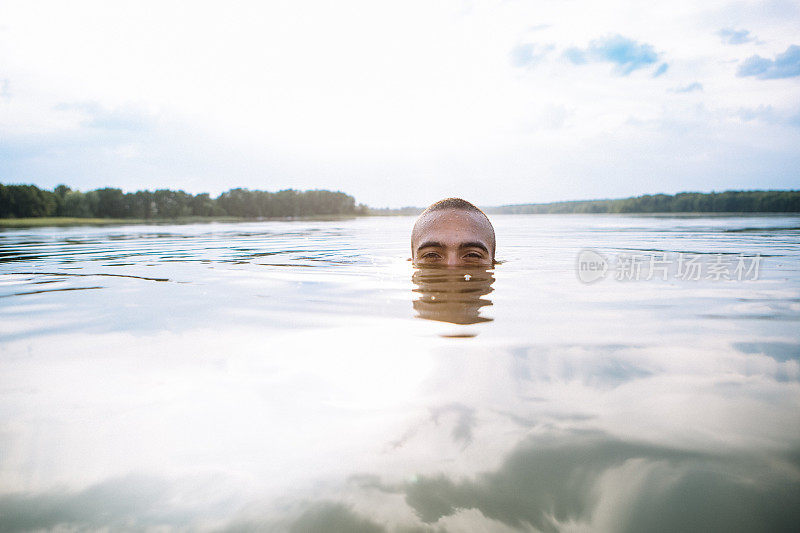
xmin=421 ymin=252 xmax=441 ymax=259
xmin=464 ymin=252 xmax=483 ymax=259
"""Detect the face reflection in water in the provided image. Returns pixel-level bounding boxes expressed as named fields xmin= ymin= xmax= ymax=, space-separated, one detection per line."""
xmin=412 ymin=266 xmax=495 ymax=325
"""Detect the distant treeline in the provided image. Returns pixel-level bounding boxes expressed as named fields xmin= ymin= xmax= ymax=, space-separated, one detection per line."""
xmin=486 ymin=190 xmax=800 ymax=214
xmin=0 ymin=183 xmax=366 ymax=219
xmin=368 ymin=206 xmax=424 ymax=216
xmin=4 ymin=184 xmax=799 ymax=220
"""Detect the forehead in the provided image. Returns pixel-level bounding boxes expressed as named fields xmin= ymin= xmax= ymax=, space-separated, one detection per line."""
xmin=412 ymin=209 xmax=492 ymax=249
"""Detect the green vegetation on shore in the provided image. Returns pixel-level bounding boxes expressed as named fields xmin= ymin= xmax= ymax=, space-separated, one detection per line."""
xmin=3 ymin=183 xmax=799 ymax=227
xmin=0 ymin=214 xmax=370 ymax=228
xmin=0 ymin=216 xmax=260 ymax=228
xmin=0 ymin=217 xmax=137 ymax=228
xmin=485 ymin=190 xmax=800 ymax=214
xmin=1 ymin=183 xmax=366 ymax=221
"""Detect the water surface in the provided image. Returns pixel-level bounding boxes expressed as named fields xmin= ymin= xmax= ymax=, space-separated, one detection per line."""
xmin=1 ymin=215 xmax=799 ymax=532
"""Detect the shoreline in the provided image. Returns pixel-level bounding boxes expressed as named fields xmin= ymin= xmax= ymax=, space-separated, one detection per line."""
xmin=0 ymin=214 xmax=364 ymax=229
xmin=2 ymin=211 xmax=799 ymax=229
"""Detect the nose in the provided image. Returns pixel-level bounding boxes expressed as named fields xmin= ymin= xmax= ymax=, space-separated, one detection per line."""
xmin=445 ymin=251 xmax=463 ymax=267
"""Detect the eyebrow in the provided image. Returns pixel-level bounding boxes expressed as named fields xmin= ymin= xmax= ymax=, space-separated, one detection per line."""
xmin=416 ymin=241 xmax=489 ymax=254
xmin=459 ymin=241 xmax=489 ymax=254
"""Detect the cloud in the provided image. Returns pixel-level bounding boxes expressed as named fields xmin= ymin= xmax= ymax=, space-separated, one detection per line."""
xmin=429 ymin=403 xmax=477 ymax=446
xmin=289 ymin=503 xmax=385 ymax=533
xmin=673 ymin=82 xmax=703 ymax=93
xmin=509 ymin=42 xmax=553 ymax=68
xmin=53 ymin=101 xmax=154 ymax=131
xmin=719 ymin=28 xmax=755 ymax=45
xmin=563 ymin=47 xmax=588 ymax=65
xmin=0 ymin=475 xmax=391 ymax=533
xmin=737 ymin=44 xmax=800 ymax=79
xmin=398 ymin=433 xmax=800 ymax=532
xmin=735 ymin=104 xmax=800 ymax=128
xmin=734 ymin=342 xmax=800 ymax=363
xmin=652 ymin=62 xmax=669 ymax=77
xmin=0 ymin=475 xmax=174 ymax=531
xmin=563 ymin=34 xmax=661 ymax=75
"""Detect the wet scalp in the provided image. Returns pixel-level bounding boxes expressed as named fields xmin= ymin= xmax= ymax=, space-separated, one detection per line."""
xmin=412 ymin=198 xmax=496 ymax=258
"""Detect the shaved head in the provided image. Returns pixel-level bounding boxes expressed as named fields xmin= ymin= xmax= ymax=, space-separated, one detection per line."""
xmin=411 ymin=198 xmax=496 ymax=266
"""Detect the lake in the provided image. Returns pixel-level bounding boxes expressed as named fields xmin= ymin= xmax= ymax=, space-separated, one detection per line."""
xmin=1 ymin=214 xmax=799 ymax=532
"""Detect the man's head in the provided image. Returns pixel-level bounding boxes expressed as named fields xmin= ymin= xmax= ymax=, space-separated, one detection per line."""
xmin=411 ymin=198 xmax=496 ymax=267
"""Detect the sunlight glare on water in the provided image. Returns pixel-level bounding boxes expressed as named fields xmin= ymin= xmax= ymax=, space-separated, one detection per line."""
xmin=1 ymin=214 xmax=799 ymax=532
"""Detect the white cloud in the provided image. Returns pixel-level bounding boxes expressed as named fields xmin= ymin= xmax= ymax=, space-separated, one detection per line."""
xmin=718 ymin=27 xmax=756 ymax=45
xmin=0 ymin=0 xmax=798 ymax=206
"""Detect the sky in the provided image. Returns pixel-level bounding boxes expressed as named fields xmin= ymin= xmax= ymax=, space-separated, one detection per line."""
xmin=0 ymin=0 xmax=798 ymax=208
